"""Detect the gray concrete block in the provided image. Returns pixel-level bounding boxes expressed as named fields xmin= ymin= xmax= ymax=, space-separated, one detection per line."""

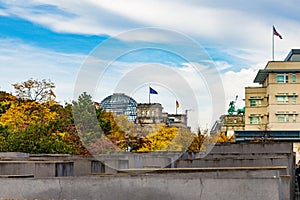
xmin=0 ymin=174 xmax=283 ymax=200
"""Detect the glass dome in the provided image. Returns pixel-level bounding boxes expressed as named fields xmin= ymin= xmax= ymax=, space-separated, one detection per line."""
xmin=99 ymin=93 xmax=137 ymax=122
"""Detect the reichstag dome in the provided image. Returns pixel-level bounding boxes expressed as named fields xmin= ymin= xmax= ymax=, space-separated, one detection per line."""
xmin=99 ymin=93 xmax=137 ymax=122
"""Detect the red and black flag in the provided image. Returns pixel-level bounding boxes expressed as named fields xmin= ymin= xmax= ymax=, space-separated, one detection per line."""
xmin=273 ymin=26 xmax=282 ymax=39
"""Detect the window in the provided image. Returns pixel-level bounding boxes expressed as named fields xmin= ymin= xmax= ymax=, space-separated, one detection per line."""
xmin=277 ymin=74 xmax=284 ymax=83
xmin=250 ymin=114 xmax=262 ymax=124
xmin=276 ymin=111 xmax=289 ymax=122
xmin=293 ymin=114 xmax=297 ymax=123
xmin=249 ymin=96 xmax=262 ymax=107
xmin=292 ymin=74 xmax=297 ymax=83
xmin=277 ymin=73 xmax=288 ymax=83
xmin=292 ymin=94 xmax=297 ymax=104
xmin=151 ymin=111 xmax=155 ymax=116
xmin=250 ymin=99 xmax=262 ymax=107
xmin=277 ymin=113 xmax=289 ymax=122
xmin=277 ymin=94 xmax=289 ymax=104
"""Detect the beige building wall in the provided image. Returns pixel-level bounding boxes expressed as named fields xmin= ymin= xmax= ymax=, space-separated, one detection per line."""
xmin=245 ymin=59 xmax=300 ymax=131
xmin=265 ymin=61 xmax=300 ymax=70
xmin=245 ymin=87 xmax=267 ymax=130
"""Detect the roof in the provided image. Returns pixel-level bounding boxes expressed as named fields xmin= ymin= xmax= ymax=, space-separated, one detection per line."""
xmin=254 ymin=49 xmax=300 ymax=84
xmin=254 ymin=69 xmax=300 ymax=84
xmin=284 ymin=49 xmax=300 ymax=61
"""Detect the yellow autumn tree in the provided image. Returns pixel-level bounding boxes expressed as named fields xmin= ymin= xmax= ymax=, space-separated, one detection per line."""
xmin=0 ymin=101 xmax=58 ymax=131
xmin=0 ymin=99 xmax=80 ymax=154
xmin=187 ymin=128 xmax=206 ymax=152
xmin=0 ymin=91 xmax=17 ymax=117
xmin=217 ymin=132 xmax=235 ymax=143
xmin=137 ymin=124 xmax=194 ymax=152
xmin=166 ymin=127 xmax=195 ymax=151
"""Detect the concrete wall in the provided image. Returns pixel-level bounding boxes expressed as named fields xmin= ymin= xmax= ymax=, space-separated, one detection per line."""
xmin=177 ymin=142 xmax=295 ymax=200
xmin=0 ymin=143 xmax=296 ymax=199
xmin=93 ymin=152 xmax=180 ymax=172
xmin=179 ymin=143 xmax=295 ymax=178
xmin=0 ymin=152 xmax=180 ymax=176
xmin=0 ymin=161 xmax=74 ymax=177
xmin=0 ymin=174 xmax=282 ymax=200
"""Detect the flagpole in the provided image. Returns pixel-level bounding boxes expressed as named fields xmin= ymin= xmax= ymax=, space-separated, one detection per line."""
xmin=272 ymin=26 xmax=275 ymax=61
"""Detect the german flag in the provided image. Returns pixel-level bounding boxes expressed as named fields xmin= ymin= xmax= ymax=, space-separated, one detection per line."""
xmin=176 ymin=100 xmax=179 ymax=108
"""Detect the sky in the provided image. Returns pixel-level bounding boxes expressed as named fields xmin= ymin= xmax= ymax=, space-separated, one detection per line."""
xmin=1 ymin=0 xmax=300 ymax=131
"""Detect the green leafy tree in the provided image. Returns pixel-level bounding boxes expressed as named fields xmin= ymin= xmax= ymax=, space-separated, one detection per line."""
xmin=72 ymin=92 xmax=103 ymax=154
xmin=49 ymin=103 xmax=90 ymax=155
xmin=72 ymin=92 xmax=100 ymax=134
xmin=0 ymin=123 xmax=75 ymax=154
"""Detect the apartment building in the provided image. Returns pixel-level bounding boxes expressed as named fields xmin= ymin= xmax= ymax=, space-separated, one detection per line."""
xmin=245 ymin=49 xmax=300 ymax=131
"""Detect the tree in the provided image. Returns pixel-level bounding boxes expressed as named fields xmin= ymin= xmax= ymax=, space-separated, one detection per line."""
xmin=186 ymin=128 xmax=222 ymax=153
xmin=0 ymin=101 xmax=81 ymax=154
xmin=0 ymin=89 xmax=90 ymax=155
xmin=72 ymin=92 xmax=100 ymax=133
xmin=165 ymin=127 xmax=195 ymax=152
xmin=48 ymin=102 xmax=90 ymax=155
xmin=72 ymin=92 xmax=103 ymax=154
xmin=0 ymin=91 xmax=17 ymax=102
xmin=187 ymin=128 xmax=206 ymax=153
xmin=0 ymin=123 xmax=76 ymax=154
xmin=0 ymin=101 xmax=58 ymax=131
xmin=72 ymin=93 xmax=143 ymax=153
xmin=137 ymin=124 xmax=182 ymax=152
xmin=12 ymin=78 xmax=56 ymax=102
xmin=217 ymin=133 xmax=234 ymax=143
xmin=0 ymin=91 xmax=17 ymax=117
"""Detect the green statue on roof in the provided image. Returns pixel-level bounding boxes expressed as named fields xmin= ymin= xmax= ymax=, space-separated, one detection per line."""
xmin=228 ymin=95 xmax=245 ymax=115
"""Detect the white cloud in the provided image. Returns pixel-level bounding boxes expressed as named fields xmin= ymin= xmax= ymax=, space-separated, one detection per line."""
xmin=2 ymin=0 xmax=300 ymax=74
xmin=0 ymin=38 xmax=85 ymax=103
xmin=221 ymin=67 xmax=260 ymax=110
xmin=3 ymin=0 xmax=300 ymax=50
xmin=214 ymin=61 xmax=234 ymax=71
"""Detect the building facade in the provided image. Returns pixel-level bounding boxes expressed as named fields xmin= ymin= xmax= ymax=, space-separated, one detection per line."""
xmin=219 ymin=115 xmax=245 ymax=137
xmin=245 ymin=49 xmax=300 ymax=131
xmin=135 ymin=103 xmax=165 ymax=125
xmin=135 ymin=103 xmax=188 ymax=128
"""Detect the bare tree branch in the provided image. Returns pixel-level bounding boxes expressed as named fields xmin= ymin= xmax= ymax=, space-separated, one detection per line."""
xmin=12 ymin=78 xmax=56 ymax=102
